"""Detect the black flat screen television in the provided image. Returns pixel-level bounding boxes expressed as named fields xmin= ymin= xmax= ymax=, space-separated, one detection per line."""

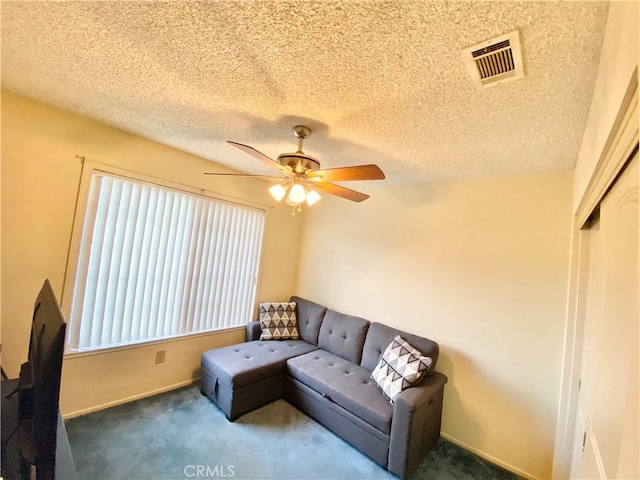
xmin=17 ymin=279 xmax=67 ymax=480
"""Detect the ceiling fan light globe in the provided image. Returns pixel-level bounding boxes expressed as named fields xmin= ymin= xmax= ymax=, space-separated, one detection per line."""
xmin=306 ymin=189 xmax=321 ymax=206
xmin=269 ymin=183 xmax=287 ymax=202
xmin=288 ymin=184 xmax=306 ymax=204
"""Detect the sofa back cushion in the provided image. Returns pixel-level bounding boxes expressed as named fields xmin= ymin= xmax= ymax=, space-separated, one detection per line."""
xmin=360 ymin=322 xmax=439 ymax=374
xmin=290 ymin=296 xmax=327 ymax=346
xmin=318 ymin=310 xmax=370 ymax=364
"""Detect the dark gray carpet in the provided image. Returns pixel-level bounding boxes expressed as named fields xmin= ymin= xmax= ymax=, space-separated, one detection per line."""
xmin=66 ymin=385 xmax=523 ymax=480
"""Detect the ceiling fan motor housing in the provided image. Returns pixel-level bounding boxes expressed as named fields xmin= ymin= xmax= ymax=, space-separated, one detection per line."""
xmin=277 ymin=152 xmax=321 ymax=174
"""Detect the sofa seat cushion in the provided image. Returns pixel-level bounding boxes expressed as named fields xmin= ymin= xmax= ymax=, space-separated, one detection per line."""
xmin=201 ymin=340 xmax=318 ymax=389
xmin=286 ymin=350 xmax=393 ymax=435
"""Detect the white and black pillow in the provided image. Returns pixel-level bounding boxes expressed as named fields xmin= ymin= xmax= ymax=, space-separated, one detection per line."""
xmin=371 ymin=335 xmax=433 ymax=403
xmin=259 ymin=302 xmax=299 ymax=340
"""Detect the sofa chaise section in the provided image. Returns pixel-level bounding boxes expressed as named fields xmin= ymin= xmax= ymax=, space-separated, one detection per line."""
xmin=201 ymin=297 xmax=328 ymax=420
xmin=201 ymin=339 xmax=318 ymax=420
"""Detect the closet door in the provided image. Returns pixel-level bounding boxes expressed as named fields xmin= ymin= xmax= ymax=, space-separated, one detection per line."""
xmin=578 ymin=153 xmax=639 ymax=479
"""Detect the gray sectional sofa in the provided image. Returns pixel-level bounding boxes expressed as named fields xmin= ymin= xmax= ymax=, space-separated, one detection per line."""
xmin=200 ymin=296 xmax=448 ymax=478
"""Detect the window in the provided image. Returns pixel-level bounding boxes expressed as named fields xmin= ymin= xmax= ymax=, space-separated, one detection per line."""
xmin=66 ymin=170 xmax=265 ymax=352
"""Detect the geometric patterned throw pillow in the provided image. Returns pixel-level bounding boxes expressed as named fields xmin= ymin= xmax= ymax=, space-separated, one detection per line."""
xmin=259 ymin=302 xmax=299 ymax=340
xmin=371 ymin=335 xmax=433 ymax=403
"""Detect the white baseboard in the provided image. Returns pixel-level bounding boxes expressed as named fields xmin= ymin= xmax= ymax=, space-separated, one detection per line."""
xmin=441 ymin=432 xmax=538 ymax=480
xmin=62 ymin=378 xmax=199 ymax=420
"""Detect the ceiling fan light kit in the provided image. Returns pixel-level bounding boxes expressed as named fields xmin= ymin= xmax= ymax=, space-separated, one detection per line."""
xmin=269 ymin=177 xmax=321 ymax=215
xmin=206 ymin=125 xmax=386 ymax=215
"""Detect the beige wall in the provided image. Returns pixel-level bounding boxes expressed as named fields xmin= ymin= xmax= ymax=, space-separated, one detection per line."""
xmin=573 ymin=1 xmax=639 ymax=211
xmin=295 ymin=172 xmax=572 ymax=479
xmin=0 ymin=91 xmax=302 ymax=416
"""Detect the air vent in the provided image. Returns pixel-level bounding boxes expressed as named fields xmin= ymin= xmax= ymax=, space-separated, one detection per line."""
xmin=462 ymin=30 xmax=524 ymax=89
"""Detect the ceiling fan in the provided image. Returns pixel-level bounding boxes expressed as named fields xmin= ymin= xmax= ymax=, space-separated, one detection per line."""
xmin=205 ymin=125 xmax=385 ymax=214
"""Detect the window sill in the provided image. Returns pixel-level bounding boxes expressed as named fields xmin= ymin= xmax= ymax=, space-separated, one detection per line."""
xmin=64 ymin=325 xmax=246 ymax=359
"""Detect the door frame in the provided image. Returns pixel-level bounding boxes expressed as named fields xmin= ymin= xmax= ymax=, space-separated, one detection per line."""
xmin=552 ymin=69 xmax=639 ymax=479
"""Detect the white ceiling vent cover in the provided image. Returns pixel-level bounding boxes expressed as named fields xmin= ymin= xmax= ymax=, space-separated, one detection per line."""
xmin=462 ymin=30 xmax=524 ymax=89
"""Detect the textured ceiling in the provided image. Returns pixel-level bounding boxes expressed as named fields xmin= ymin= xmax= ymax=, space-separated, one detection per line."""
xmin=1 ymin=1 xmax=609 ymax=183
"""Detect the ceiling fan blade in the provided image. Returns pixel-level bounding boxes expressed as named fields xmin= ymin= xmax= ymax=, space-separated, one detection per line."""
xmin=315 ymin=182 xmax=370 ymax=203
xmin=204 ymin=172 xmax=284 ymax=181
xmin=307 ymin=164 xmax=385 ymax=182
xmin=227 ymin=141 xmax=288 ymax=173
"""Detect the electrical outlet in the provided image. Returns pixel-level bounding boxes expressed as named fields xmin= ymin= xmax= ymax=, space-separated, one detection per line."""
xmin=155 ymin=350 xmax=166 ymax=364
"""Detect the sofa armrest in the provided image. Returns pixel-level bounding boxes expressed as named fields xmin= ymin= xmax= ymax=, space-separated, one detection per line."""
xmin=246 ymin=321 xmax=262 ymax=341
xmin=388 ymin=372 xmax=448 ymax=479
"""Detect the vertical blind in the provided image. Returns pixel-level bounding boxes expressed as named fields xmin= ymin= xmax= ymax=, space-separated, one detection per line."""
xmin=67 ymin=173 xmax=265 ymax=352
